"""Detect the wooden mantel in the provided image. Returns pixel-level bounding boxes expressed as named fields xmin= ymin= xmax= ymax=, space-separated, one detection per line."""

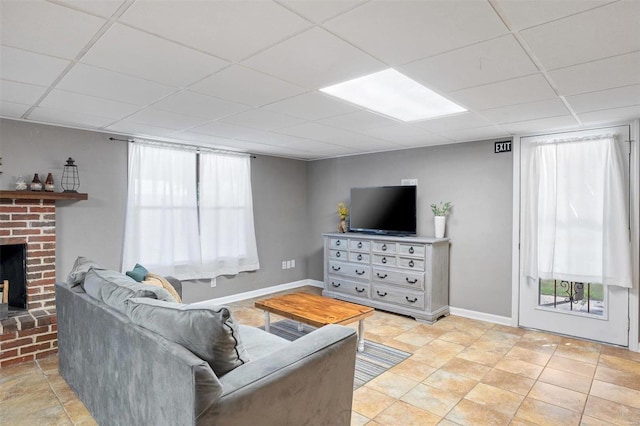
xmin=0 ymin=190 xmax=88 ymax=201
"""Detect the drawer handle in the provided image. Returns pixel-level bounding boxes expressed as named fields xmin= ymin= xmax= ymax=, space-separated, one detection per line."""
xmin=336 ymin=251 xmax=341 ymax=257
xmin=331 ymin=266 xmax=341 ymax=271
xmin=406 ymin=278 xmax=418 ymax=284
xmin=357 ymin=242 xmax=363 ymax=248
xmin=355 ymin=287 xmax=365 ymax=293
xmin=381 ymin=257 xmax=387 ymax=264
xmin=377 ymin=291 xmax=387 ymax=297
xmin=331 ymin=282 xmax=341 ymax=288
xmin=405 ymin=296 xmax=418 ymax=303
xmin=409 ymin=246 xmax=414 ymax=254
xmin=355 ymin=269 xmax=366 ymax=276
xmin=357 ymin=254 xmax=363 ymax=261
xmin=336 ymin=240 xmax=341 ymax=246
xmin=408 ymin=260 xmax=414 ymax=267
xmin=382 ymin=244 xmax=387 ymax=251
xmin=377 ymin=273 xmax=387 ymax=279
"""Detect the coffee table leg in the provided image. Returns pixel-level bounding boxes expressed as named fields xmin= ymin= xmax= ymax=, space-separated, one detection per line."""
xmin=297 ymin=322 xmax=304 ymax=332
xmin=264 ymin=311 xmax=271 ymax=333
xmin=357 ymin=319 xmax=365 ymax=352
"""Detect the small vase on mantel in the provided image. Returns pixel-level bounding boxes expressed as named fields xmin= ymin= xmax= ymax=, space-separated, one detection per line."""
xmin=338 ymin=218 xmax=347 ymax=233
xmin=434 ymin=216 xmax=446 ymax=238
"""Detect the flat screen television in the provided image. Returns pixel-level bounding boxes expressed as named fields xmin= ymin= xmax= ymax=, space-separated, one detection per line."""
xmin=348 ymin=185 xmax=417 ymax=236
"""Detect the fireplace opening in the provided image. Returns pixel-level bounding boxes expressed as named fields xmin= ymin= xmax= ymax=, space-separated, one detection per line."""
xmin=0 ymin=243 xmax=28 ymax=317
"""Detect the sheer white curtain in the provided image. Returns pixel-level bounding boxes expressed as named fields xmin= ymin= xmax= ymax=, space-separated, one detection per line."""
xmin=199 ymin=152 xmax=259 ymax=277
xmin=122 ymin=143 xmax=202 ymax=279
xmin=522 ymin=135 xmax=632 ymax=288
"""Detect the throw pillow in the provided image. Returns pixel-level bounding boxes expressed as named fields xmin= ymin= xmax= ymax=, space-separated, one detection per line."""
xmin=126 ymin=263 xmax=149 ymax=282
xmin=67 ymin=256 xmax=104 ymax=291
xmin=125 ymin=298 xmax=250 ymax=377
xmin=143 ymin=273 xmax=182 ymax=303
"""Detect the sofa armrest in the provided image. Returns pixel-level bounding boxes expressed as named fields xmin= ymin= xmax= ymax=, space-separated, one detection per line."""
xmin=198 ymin=325 xmax=357 ymax=426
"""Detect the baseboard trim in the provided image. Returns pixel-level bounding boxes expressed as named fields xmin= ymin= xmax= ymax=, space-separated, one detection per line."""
xmin=205 ymin=279 xmax=324 ymax=305
xmin=449 ymin=307 xmax=512 ymax=326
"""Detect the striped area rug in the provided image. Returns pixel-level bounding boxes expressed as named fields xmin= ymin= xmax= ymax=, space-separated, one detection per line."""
xmin=260 ymin=319 xmax=412 ymax=389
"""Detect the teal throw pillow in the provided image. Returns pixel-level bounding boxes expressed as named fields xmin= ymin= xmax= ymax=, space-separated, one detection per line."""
xmin=126 ymin=263 xmax=149 ymax=282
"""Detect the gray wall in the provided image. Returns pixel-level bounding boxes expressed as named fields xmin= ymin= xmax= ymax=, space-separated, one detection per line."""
xmin=306 ymin=140 xmax=513 ymax=318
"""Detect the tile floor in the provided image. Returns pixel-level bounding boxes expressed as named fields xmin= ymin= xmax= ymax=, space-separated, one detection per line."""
xmin=2 ymin=286 xmax=640 ymax=425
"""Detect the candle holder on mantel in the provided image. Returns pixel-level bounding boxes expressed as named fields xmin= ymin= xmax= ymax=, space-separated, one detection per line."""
xmin=61 ymin=157 xmax=80 ymax=193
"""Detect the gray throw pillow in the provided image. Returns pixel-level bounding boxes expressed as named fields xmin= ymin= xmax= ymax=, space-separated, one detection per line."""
xmin=84 ymin=268 xmax=175 ymax=313
xmin=67 ymin=256 xmax=104 ymax=291
xmin=126 ymin=298 xmax=250 ymax=377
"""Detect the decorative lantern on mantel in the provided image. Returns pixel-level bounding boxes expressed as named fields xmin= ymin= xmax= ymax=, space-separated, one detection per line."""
xmin=61 ymin=157 xmax=80 ymax=193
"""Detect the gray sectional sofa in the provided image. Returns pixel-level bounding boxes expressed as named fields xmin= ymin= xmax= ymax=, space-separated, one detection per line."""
xmin=56 ymin=265 xmax=357 ymax=426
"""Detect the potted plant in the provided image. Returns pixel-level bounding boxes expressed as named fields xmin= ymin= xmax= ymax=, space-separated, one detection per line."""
xmin=431 ymin=201 xmax=452 ymax=238
xmin=337 ymin=202 xmax=349 ymax=233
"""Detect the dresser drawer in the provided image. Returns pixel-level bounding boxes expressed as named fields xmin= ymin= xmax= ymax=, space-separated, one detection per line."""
xmin=372 ymin=241 xmax=396 ymax=254
xmin=349 ymin=239 xmax=371 ymax=251
xmin=349 ymin=252 xmax=370 ymax=263
xmin=372 ymin=268 xmax=425 ymax=290
xmin=327 ymin=277 xmax=370 ymax=298
xmin=398 ymin=243 xmax=425 ymax=257
xmin=329 ymin=249 xmax=347 ymax=260
xmin=398 ymin=257 xmax=425 ymax=271
xmin=371 ymin=285 xmax=425 ymax=309
xmin=328 ymin=261 xmax=371 ymax=280
xmin=329 ymin=238 xmax=348 ymax=249
xmin=372 ymin=254 xmax=397 ymax=267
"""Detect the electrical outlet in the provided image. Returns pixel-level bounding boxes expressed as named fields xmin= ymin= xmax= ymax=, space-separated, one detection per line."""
xmin=282 ymin=261 xmax=287 ymax=269
xmin=401 ymin=178 xmax=418 ymax=186
xmin=286 ymin=260 xmax=292 ymax=269
xmin=291 ymin=259 xmax=295 ymax=268
xmin=210 ymin=277 xmax=216 ymax=288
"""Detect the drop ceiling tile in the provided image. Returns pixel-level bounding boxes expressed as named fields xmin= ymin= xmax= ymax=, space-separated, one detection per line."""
xmin=480 ymin=98 xmax=570 ymax=124
xmin=264 ymin=92 xmax=359 ymax=121
xmin=437 ymin=125 xmax=510 ymax=143
xmin=500 ymin=115 xmax=580 ymax=135
xmin=401 ymin=35 xmax=537 ymax=93
xmin=81 ymin=24 xmax=229 ymax=87
xmin=190 ymin=65 xmax=308 ymax=107
xmin=39 ymin=89 xmax=139 ymax=120
xmin=151 ymin=90 xmax=250 ymax=120
xmin=565 ymin=84 xmax=640 ymax=113
xmin=57 ymin=0 xmax=126 ymax=18
xmin=279 ymin=0 xmax=365 ymax=23
xmin=104 ymin=121 xmax=178 ymax=138
xmin=492 ymin=0 xmax=614 ymax=30
xmin=190 ymin=121 xmax=267 ymax=141
xmin=274 ymin=121 xmax=353 ymax=140
xmin=415 ymin=112 xmax=492 ymax=133
xmin=316 ymin=110 xmax=398 ymax=131
xmin=520 ymin=1 xmax=640 ymax=70
xmin=0 ymin=0 xmax=106 ymax=59
xmin=0 ymin=46 xmax=70 ymax=86
xmin=28 ymin=106 xmax=115 ymax=129
xmin=321 ymin=132 xmax=403 ymax=150
xmin=358 ymin=124 xmax=433 ymax=145
xmin=283 ymin=139 xmax=353 ymax=154
xmin=171 ymin=131 xmax=237 ymax=147
xmin=220 ymin=108 xmax=304 ymax=131
xmin=578 ymin=104 xmax=640 ymax=125
xmin=397 ymin=133 xmax=454 ymax=148
xmin=126 ymin=108 xmax=211 ymax=131
xmin=236 ymin=131 xmax=315 ymax=147
xmin=0 ymin=101 xmax=30 ymax=118
xmin=57 ymin=63 xmax=176 ymax=106
xmin=242 ymin=27 xmax=385 ymax=89
xmin=450 ymin=73 xmax=556 ymax=110
xmin=324 ymin=0 xmax=507 ymax=65
xmin=0 ymin=80 xmax=47 ymax=105
xmin=550 ymin=52 xmax=640 ymax=96
xmin=119 ymin=1 xmax=310 ymax=62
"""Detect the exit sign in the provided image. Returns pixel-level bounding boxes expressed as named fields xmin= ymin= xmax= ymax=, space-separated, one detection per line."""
xmin=494 ymin=141 xmax=512 ymax=153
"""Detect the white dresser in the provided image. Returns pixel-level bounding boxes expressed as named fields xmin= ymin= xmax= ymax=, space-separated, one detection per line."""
xmin=322 ymin=232 xmax=450 ymax=323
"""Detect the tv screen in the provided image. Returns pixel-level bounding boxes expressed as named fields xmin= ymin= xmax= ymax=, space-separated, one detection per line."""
xmin=349 ymin=186 xmax=417 ymax=235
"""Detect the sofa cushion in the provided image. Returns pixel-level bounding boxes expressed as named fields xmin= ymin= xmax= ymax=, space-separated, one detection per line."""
xmin=126 ymin=298 xmax=250 ymax=376
xmin=67 ymin=256 xmax=104 ymax=291
xmin=238 ymin=325 xmax=289 ymax=360
xmin=84 ymin=268 xmax=175 ymax=313
xmin=126 ymin=263 xmax=149 ymax=282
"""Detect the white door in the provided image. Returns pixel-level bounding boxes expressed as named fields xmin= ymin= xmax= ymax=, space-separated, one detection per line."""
xmin=519 ymin=125 xmax=631 ymax=346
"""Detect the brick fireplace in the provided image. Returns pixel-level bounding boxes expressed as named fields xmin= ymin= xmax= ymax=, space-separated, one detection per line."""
xmin=0 ymin=191 xmax=86 ymax=367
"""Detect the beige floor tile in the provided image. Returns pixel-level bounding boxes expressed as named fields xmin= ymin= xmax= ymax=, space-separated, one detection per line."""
xmin=422 ymin=369 xmax=477 ymax=397
xmin=480 ymin=329 xmax=523 ymax=344
xmin=554 ymin=345 xmax=601 ymax=365
xmin=580 ymin=414 xmax=616 ymax=426
xmin=437 ymin=330 xmax=482 ymax=347
xmin=547 ymin=355 xmax=596 ymax=378
xmin=520 ymin=330 xmax=563 ymax=344
xmin=480 ymin=368 xmax=535 ymax=396
xmin=598 ymin=354 xmax=640 ymax=376
xmin=494 ymin=358 xmax=543 ymax=380
xmin=514 ymin=397 xmax=581 ymax=426
xmin=445 ymin=398 xmax=511 ymax=426
xmin=490 ymin=324 xmax=526 ymax=337
xmin=352 ymin=386 xmax=396 ymax=419
xmin=394 ymin=328 xmax=438 ymax=346
xmin=0 ymin=402 xmax=72 ymax=426
xmin=382 ymin=338 xmax=421 ymax=354
xmin=373 ymin=400 xmax=442 ymax=426
xmin=389 ymin=358 xmax=437 ymax=382
xmin=513 ymin=338 xmax=558 ymax=354
xmin=456 ymin=348 xmax=504 ymax=367
xmin=582 ymin=395 xmax=640 ymax=426
xmin=350 ymin=410 xmax=369 ymax=426
xmin=559 ymin=337 xmax=602 ymax=353
xmin=411 ymin=340 xmax=465 ymax=369
xmin=441 ymin=357 xmax=490 ymax=380
xmin=36 ymin=355 xmax=59 ymax=376
xmin=528 ymin=381 xmax=587 ymax=413
xmin=365 ymin=371 xmax=419 ymax=399
xmin=400 ymin=383 xmax=461 ymax=417
xmin=601 ymin=345 xmax=640 ymax=363
xmin=367 ymin=324 xmax=410 ymax=339
xmin=63 ymin=399 xmax=93 ymax=422
xmin=508 ymin=418 xmax=538 ymax=426
xmin=538 ymin=366 xmax=593 ymax=394
xmin=594 ymin=365 xmax=640 ymax=391
xmin=505 ymin=346 xmax=552 ymax=366
xmin=436 ymin=419 xmax=461 ymax=426
xmin=0 ymin=361 xmax=40 ymax=380
xmin=466 ymin=338 xmax=513 ymax=354
xmin=0 ymin=371 xmax=50 ymax=402
xmin=463 ymin=382 xmax=524 ymax=417
xmin=590 ymin=380 xmax=640 ymax=410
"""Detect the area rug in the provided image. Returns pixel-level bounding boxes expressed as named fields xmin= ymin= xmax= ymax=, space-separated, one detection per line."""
xmin=260 ymin=319 xmax=411 ymax=389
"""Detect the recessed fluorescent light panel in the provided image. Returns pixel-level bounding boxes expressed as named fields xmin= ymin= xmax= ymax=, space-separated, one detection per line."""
xmin=320 ymin=69 xmax=466 ymax=122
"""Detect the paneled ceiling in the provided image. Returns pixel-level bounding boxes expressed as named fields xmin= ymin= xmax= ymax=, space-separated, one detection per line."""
xmin=1 ymin=0 xmax=639 ymax=160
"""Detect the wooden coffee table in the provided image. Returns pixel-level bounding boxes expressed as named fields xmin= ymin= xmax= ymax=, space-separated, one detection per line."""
xmin=255 ymin=292 xmax=374 ymax=352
